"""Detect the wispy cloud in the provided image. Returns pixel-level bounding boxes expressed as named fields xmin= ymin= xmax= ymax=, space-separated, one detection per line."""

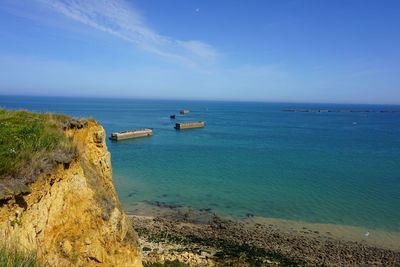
xmin=34 ymin=0 xmax=219 ymax=66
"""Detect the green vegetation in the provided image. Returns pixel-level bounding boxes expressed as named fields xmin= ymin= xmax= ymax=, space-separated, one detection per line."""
xmin=0 ymin=244 xmax=40 ymax=267
xmin=0 ymin=109 xmax=76 ymax=181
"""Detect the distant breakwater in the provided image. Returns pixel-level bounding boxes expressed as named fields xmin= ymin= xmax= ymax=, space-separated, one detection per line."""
xmin=283 ymin=109 xmax=400 ymax=113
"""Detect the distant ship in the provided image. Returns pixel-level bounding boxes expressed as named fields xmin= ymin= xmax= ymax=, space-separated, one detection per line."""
xmin=180 ymin=109 xmax=190 ymax=114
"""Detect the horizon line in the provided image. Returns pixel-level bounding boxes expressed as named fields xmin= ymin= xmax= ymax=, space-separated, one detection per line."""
xmin=0 ymin=93 xmax=399 ymax=106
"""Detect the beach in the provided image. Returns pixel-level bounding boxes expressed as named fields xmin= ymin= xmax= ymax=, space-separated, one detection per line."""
xmin=131 ymin=210 xmax=400 ymax=266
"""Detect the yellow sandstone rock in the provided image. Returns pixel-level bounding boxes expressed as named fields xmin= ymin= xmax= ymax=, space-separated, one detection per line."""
xmin=0 ymin=120 xmax=142 ymax=266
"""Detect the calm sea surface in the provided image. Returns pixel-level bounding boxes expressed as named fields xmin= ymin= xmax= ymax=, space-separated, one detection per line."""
xmin=1 ymin=96 xmax=400 ymax=232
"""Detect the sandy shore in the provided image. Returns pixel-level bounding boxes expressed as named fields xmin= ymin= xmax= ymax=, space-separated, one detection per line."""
xmin=129 ymin=209 xmax=400 ymax=266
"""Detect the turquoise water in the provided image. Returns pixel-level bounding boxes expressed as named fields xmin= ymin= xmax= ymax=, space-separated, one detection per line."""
xmin=1 ymin=96 xmax=400 ymax=232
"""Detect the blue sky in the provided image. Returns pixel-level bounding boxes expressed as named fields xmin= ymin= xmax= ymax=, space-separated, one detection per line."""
xmin=0 ymin=0 xmax=399 ymax=104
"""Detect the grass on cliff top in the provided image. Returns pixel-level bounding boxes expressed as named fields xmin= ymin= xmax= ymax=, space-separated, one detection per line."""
xmin=0 ymin=108 xmax=76 ymax=180
xmin=0 ymin=244 xmax=40 ymax=267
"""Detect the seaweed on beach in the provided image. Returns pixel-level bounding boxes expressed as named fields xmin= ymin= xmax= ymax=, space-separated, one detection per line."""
xmin=185 ymin=234 xmax=304 ymax=266
xmin=135 ymin=226 xmax=303 ymax=266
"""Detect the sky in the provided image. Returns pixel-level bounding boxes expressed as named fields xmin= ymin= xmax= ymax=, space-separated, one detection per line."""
xmin=0 ymin=0 xmax=399 ymax=104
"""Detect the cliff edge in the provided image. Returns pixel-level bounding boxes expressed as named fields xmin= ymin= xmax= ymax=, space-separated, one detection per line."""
xmin=0 ymin=115 xmax=142 ymax=266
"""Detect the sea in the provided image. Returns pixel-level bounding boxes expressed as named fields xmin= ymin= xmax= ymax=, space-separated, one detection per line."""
xmin=1 ymin=95 xmax=400 ymax=238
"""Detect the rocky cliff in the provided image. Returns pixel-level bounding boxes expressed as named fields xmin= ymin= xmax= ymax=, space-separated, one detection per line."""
xmin=0 ymin=120 xmax=142 ymax=266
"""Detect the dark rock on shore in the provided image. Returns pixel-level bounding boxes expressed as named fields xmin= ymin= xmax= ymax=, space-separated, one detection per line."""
xmin=144 ymin=200 xmax=184 ymax=210
xmin=132 ymin=214 xmax=400 ymax=266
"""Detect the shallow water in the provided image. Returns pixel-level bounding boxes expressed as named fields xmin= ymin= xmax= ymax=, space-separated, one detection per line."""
xmin=1 ymin=96 xmax=400 ymax=233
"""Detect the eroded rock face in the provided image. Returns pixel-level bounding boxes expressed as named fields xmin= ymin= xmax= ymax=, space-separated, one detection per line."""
xmin=0 ymin=120 xmax=142 ymax=266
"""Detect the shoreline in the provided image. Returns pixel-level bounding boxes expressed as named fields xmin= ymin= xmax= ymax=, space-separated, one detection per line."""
xmin=128 ymin=207 xmax=400 ymax=266
xmin=124 ymin=201 xmax=400 ymax=251
xmin=251 ymin=216 xmax=400 ymax=251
